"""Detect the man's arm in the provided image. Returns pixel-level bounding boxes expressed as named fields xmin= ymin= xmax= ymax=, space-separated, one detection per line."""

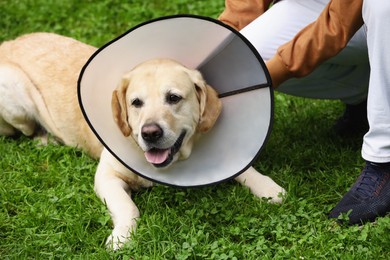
xmin=218 ymin=0 xmax=273 ymax=30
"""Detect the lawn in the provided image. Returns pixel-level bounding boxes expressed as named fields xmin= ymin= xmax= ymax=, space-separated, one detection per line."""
xmin=0 ymin=0 xmax=389 ymax=259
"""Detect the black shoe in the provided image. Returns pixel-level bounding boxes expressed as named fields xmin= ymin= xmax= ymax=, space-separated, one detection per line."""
xmin=333 ymin=100 xmax=369 ymax=137
xmin=329 ymin=161 xmax=390 ymax=225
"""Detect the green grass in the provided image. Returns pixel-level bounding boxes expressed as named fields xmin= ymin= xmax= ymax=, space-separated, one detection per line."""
xmin=1 ymin=0 xmax=389 ymax=259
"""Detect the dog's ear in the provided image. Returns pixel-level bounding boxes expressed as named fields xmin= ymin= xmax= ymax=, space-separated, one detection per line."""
xmin=186 ymin=69 xmax=222 ymax=133
xmin=196 ymin=83 xmax=222 ymax=132
xmin=112 ymin=77 xmax=132 ymax=137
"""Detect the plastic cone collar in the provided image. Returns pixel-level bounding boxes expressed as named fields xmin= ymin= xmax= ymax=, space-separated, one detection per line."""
xmin=78 ymin=15 xmax=273 ymax=187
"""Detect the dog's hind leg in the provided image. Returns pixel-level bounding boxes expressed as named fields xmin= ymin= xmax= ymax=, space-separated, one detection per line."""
xmin=235 ymin=166 xmax=286 ymax=203
xmin=0 ymin=64 xmax=38 ymax=137
xmin=0 ymin=115 xmax=18 ymax=136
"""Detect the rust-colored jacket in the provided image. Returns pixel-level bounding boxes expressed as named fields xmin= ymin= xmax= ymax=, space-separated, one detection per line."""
xmin=218 ymin=0 xmax=364 ymax=87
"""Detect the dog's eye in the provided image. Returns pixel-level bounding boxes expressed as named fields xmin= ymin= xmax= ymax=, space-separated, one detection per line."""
xmin=131 ymin=98 xmax=144 ymax=108
xmin=166 ymin=94 xmax=182 ymax=104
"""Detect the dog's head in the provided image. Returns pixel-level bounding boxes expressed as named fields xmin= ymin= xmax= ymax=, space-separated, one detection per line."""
xmin=112 ymin=59 xmax=222 ymax=168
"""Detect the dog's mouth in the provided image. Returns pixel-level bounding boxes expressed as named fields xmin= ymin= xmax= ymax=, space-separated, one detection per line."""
xmin=144 ymin=131 xmax=186 ymax=168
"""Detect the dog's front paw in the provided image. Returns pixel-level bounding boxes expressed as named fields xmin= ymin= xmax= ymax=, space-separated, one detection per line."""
xmin=248 ymin=174 xmax=286 ymax=203
xmin=105 ymin=226 xmax=132 ymax=250
xmin=260 ymin=184 xmax=286 ymax=204
xmin=236 ymin=167 xmax=286 ymax=203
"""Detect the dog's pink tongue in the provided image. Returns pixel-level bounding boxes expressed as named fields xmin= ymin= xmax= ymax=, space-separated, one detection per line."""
xmin=145 ymin=149 xmax=170 ymax=164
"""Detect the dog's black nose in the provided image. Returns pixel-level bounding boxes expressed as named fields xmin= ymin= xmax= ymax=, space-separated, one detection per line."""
xmin=141 ymin=123 xmax=163 ymax=142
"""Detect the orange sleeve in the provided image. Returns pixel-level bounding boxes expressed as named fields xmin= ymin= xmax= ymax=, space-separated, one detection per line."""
xmin=218 ymin=0 xmax=273 ymax=31
xmin=267 ymin=0 xmax=364 ymax=88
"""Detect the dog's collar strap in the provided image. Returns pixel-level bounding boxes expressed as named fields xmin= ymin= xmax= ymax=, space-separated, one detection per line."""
xmin=78 ymin=15 xmax=273 ymax=187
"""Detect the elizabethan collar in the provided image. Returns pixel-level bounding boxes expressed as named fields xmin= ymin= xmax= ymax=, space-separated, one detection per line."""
xmin=78 ymin=15 xmax=273 ymax=187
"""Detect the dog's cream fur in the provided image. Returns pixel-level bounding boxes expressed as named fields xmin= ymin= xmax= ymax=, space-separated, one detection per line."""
xmin=0 ymin=33 xmax=285 ymax=250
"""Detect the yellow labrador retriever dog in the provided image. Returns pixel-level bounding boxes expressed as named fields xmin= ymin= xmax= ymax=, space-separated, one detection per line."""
xmin=0 ymin=33 xmax=285 ymax=250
